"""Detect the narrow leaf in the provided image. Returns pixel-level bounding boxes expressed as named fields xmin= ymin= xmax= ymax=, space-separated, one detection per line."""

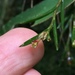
xmin=32 ymin=0 xmax=74 ymax=27
xmin=31 ymin=13 xmax=53 ymax=27
xmin=53 ymin=20 xmax=59 ymax=50
xmin=0 ymin=0 xmax=74 ymax=35
xmin=60 ymin=0 xmax=65 ymax=30
xmin=1 ymin=0 xmax=59 ymax=33
xmin=20 ymin=35 xmax=38 ymax=47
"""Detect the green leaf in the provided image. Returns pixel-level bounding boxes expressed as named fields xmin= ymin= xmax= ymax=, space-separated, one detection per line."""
xmin=20 ymin=35 xmax=38 ymax=47
xmin=0 ymin=0 xmax=59 ymax=34
xmin=31 ymin=13 xmax=53 ymax=27
xmin=32 ymin=0 xmax=74 ymax=27
xmin=20 ymin=0 xmax=74 ymax=50
xmin=0 ymin=0 xmax=74 ymax=36
xmin=53 ymin=20 xmax=58 ymax=51
xmin=60 ymin=0 xmax=65 ymax=30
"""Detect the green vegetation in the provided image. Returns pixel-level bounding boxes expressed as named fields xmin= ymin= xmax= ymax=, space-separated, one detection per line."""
xmin=0 ymin=0 xmax=75 ymax=75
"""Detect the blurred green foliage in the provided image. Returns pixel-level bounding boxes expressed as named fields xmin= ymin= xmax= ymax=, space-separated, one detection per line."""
xmin=0 ymin=0 xmax=75 ymax=75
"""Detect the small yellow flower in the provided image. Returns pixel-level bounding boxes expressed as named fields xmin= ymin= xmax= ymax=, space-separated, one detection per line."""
xmin=39 ymin=31 xmax=48 ymax=40
xmin=32 ymin=40 xmax=39 ymax=48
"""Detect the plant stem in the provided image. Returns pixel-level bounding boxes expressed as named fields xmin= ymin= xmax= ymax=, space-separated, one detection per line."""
xmin=47 ymin=0 xmax=62 ymax=32
xmin=35 ymin=0 xmax=62 ymax=43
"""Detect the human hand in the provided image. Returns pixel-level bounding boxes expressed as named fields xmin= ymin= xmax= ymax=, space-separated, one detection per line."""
xmin=0 ymin=28 xmax=44 ymax=75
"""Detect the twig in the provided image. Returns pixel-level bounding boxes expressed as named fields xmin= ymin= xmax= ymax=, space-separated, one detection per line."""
xmin=22 ymin=0 xmax=26 ymax=11
xmin=31 ymin=0 xmax=33 ymax=8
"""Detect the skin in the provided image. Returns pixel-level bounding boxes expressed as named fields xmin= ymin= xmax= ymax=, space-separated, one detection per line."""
xmin=0 ymin=28 xmax=44 ymax=75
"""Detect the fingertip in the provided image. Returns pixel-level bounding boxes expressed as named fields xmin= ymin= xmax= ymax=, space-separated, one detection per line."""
xmin=24 ymin=69 xmax=41 ymax=75
xmin=0 ymin=27 xmax=38 ymax=54
xmin=0 ymin=28 xmax=44 ymax=75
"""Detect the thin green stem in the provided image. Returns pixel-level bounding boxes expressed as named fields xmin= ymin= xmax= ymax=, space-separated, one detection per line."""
xmin=47 ymin=0 xmax=62 ymax=32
